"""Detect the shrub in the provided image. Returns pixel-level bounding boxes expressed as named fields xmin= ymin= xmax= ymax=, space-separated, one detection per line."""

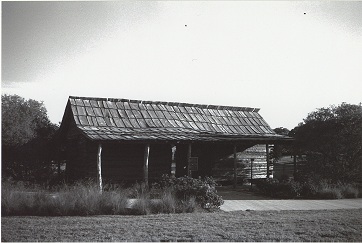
xmin=317 ymin=187 xmax=343 ymax=199
xmin=254 ymin=177 xmax=360 ymax=199
xmin=299 ymin=178 xmax=319 ymax=198
xmin=254 ymin=178 xmax=301 ymax=199
xmin=179 ymin=196 xmax=197 ymax=213
xmin=159 ymin=175 xmax=223 ymax=209
xmin=338 ymin=183 xmax=359 ymax=198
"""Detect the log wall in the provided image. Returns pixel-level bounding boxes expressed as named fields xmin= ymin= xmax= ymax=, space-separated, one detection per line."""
xmin=100 ymin=143 xmax=144 ymax=184
xmin=212 ymin=144 xmax=272 ymax=184
xmin=148 ymin=144 xmax=172 ymax=182
xmin=65 ymin=140 xmax=173 ymax=184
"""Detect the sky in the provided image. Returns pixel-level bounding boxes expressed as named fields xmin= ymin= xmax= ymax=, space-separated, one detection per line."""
xmin=2 ymin=1 xmax=362 ymax=130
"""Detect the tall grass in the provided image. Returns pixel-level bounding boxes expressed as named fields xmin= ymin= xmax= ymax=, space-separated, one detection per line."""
xmin=2 ymin=180 xmax=129 ymax=216
xmin=2 ymin=180 xmax=199 ymax=216
xmin=255 ymin=178 xmax=361 ymax=199
xmin=316 ymin=181 xmax=359 ymax=199
xmin=129 ymin=182 xmax=198 ymax=215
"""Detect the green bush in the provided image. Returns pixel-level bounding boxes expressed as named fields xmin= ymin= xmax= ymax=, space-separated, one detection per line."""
xmin=254 ymin=178 xmax=301 ymax=199
xmin=159 ymin=175 xmax=223 ymax=209
xmin=299 ymin=178 xmax=319 ymax=198
xmin=254 ymin=178 xmax=360 ymax=199
xmin=340 ymin=183 xmax=359 ymax=198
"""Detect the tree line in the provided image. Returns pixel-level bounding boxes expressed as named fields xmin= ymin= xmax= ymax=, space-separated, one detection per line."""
xmin=2 ymin=94 xmax=59 ymax=183
xmin=2 ymin=94 xmax=362 ymax=184
xmin=273 ymin=102 xmax=362 ymax=183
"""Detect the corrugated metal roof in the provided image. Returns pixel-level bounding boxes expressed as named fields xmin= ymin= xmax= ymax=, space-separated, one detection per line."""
xmin=64 ymin=96 xmax=290 ymax=142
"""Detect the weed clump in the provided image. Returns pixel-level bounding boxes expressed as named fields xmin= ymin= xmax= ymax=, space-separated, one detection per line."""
xmin=1 ymin=180 xmax=128 ymax=216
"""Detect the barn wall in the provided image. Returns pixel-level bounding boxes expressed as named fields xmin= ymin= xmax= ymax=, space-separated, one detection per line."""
xmin=65 ymin=137 xmax=174 ymax=184
xmin=238 ymin=144 xmax=272 ymax=180
xmin=65 ymin=136 xmax=97 ymax=181
xmin=64 ymin=137 xmax=272 ymax=185
xmin=212 ymin=144 xmax=272 ymax=184
xmin=101 ymin=143 xmax=144 ymax=184
xmin=149 ymin=144 xmax=172 ymax=182
xmin=95 ymin=143 xmax=172 ymax=184
xmin=191 ymin=143 xmax=235 ymax=178
xmin=175 ymin=144 xmax=188 ymax=177
xmin=174 ymin=143 xmax=247 ymax=178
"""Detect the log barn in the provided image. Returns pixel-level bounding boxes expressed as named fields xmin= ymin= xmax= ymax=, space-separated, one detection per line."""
xmin=56 ymin=96 xmax=292 ymax=189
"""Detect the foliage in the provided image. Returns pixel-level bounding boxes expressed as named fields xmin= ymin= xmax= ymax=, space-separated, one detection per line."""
xmin=129 ymin=182 xmax=198 ymax=214
xmin=1 ymin=94 xmax=59 ymax=182
xmin=1 ymin=180 xmax=129 ymax=216
xmin=1 ymin=179 xmax=202 ymax=216
xmin=1 ymin=94 xmax=56 ymax=146
xmin=254 ymin=178 xmax=301 ymax=199
xmin=270 ymin=127 xmax=292 ymax=160
xmin=290 ymin=102 xmax=362 ymax=183
xmin=254 ymin=178 xmax=360 ymax=199
xmin=151 ymin=190 xmax=197 ymax=214
xmin=159 ymin=175 xmax=223 ymax=209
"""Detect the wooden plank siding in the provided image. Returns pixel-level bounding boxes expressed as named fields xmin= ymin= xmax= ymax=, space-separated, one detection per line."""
xmin=148 ymin=144 xmax=172 ymax=182
xmin=66 ymin=142 xmax=173 ymax=184
xmin=65 ymin=136 xmax=97 ymax=181
xmin=100 ymin=143 xmax=144 ymax=184
xmin=174 ymin=143 xmax=252 ymax=178
xmin=212 ymin=144 xmax=272 ymax=184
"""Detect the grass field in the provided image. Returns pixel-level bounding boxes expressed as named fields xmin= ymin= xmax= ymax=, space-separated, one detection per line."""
xmin=2 ymin=209 xmax=362 ymax=242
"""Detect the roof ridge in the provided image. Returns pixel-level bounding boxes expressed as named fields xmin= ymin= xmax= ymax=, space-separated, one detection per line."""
xmin=68 ymin=96 xmax=260 ymax=112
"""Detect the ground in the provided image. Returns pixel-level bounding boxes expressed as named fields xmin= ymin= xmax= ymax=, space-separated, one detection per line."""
xmin=2 ymin=209 xmax=362 ymax=242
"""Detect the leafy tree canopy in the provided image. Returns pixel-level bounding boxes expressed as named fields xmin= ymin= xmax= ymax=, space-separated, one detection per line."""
xmin=2 ymin=94 xmax=59 ymax=182
xmin=273 ymin=127 xmax=290 ymax=136
xmin=2 ymin=94 xmax=56 ymax=147
xmin=290 ymin=102 xmax=362 ymax=182
xmin=270 ymin=127 xmax=291 ymax=160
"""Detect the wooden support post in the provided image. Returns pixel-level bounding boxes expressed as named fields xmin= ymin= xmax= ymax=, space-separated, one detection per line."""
xmin=266 ymin=144 xmax=270 ymax=178
xmin=233 ymin=144 xmax=237 ymax=189
xmin=171 ymin=145 xmax=176 ymax=177
xmin=144 ymin=144 xmax=150 ymax=187
xmin=250 ymin=158 xmax=254 ymax=190
xmin=97 ymin=143 xmax=103 ymax=193
xmin=187 ymin=143 xmax=192 ymax=177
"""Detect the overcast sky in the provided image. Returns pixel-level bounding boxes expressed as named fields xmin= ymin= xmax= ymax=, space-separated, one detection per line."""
xmin=2 ymin=1 xmax=362 ymax=129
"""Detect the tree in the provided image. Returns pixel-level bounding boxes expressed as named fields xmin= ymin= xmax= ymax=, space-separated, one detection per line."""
xmin=269 ymin=127 xmax=291 ymax=160
xmin=290 ymin=102 xmax=362 ymax=182
xmin=273 ymin=127 xmax=290 ymax=136
xmin=2 ymin=94 xmax=59 ymax=181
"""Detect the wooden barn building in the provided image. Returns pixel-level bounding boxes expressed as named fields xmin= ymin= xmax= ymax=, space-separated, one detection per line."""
xmin=56 ymin=96 xmax=292 ymax=189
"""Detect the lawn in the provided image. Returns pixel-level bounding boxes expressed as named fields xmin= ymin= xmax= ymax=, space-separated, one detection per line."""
xmin=2 ymin=209 xmax=362 ymax=242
